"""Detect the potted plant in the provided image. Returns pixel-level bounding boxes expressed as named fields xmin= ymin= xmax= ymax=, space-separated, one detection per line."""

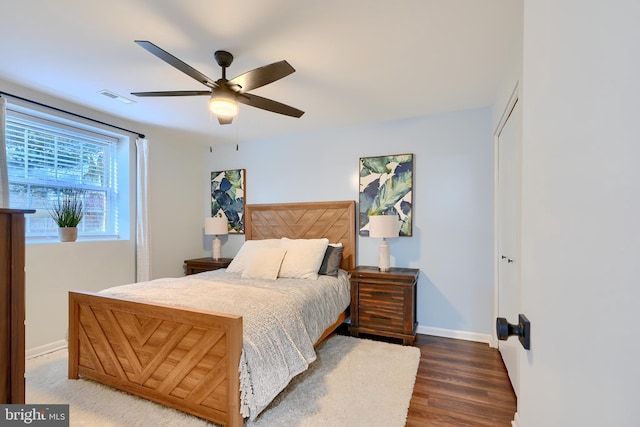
xmin=49 ymin=193 xmax=83 ymax=242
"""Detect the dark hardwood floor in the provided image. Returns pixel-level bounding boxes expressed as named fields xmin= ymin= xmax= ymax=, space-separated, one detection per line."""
xmin=337 ymin=327 xmax=517 ymax=426
xmin=406 ymin=334 xmax=517 ymax=427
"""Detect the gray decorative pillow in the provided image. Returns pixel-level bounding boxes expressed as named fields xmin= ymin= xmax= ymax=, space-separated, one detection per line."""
xmin=318 ymin=245 xmax=344 ymax=276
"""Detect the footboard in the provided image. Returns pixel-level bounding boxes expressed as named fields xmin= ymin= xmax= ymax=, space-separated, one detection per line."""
xmin=68 ymin=290 xmax=243 ymax=427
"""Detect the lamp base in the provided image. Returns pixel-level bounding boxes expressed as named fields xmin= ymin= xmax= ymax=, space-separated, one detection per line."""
xmin=212 ymin=236 xmax=222 ymax=260
xmin=378 ymin=239 xmax=390 ymax=272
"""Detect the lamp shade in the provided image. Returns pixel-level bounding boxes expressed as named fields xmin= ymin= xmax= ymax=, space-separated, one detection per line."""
xmin=205 ymin=216 xmax=228 ymax=235
xmin=368 ymin=215 xmax=400 ymax=238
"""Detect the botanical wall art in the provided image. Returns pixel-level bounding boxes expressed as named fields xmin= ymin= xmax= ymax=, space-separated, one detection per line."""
xmin=211 ymin=169 xmax=246 ymax=233
xmin=359 ymin=153 xmax=413 ymax=236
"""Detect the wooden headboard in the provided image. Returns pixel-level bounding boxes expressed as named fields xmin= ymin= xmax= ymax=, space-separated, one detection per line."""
xmin=245 ymin=200 xmax=356 ymax=271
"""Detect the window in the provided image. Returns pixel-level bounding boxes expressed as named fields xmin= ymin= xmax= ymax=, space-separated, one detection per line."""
xmin=5 ymin=107 xmax=128 ymax=240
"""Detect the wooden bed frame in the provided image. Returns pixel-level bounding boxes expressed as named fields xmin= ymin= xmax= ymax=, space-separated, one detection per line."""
xmin=68 ymin=200 xmax=356 ymax=427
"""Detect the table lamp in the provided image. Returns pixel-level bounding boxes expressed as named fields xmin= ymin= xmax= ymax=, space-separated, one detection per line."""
xmin=205 ymin=216 xmax=228 ymax=260
xmin=368 ymin=215 xmax=400 ymax=272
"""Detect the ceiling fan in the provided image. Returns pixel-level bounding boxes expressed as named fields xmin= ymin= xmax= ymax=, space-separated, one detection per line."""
xmin=131 ymin=40 xmax=304 ymax=125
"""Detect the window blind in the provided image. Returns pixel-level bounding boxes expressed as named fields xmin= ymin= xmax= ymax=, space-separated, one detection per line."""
xmin=5 ymin=112 xmax=119 ymax=238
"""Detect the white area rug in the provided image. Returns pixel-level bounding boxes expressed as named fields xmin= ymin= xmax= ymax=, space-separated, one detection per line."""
xmin=26 ymin=335 xmax=420 ymax=427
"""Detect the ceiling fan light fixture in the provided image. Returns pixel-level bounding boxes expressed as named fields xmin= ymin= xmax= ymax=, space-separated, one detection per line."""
xmin=209 ymin=95 xmax=238 ymax=117
xmin=132 ymin=42 xmax=304 ymax=121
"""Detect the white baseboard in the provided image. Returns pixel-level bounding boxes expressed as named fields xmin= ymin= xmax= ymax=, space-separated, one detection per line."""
xmin=511 ymin=411 xmax=520 ymax=427
xmin=489 ymin=335 xmax=499 ymax=348
xmin=417 ymin=325 xmax=492 ymax=344
xmin=26 ymin=340 xmax=67 ymax=359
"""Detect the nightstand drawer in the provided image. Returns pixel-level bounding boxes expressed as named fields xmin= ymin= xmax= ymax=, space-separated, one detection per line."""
xmin=358 ymin=283 xmax=405 ymax=330
xmin=359 ymin=283 xmax=405 ymax=307
xmin=359 ymin=308 xmax=404 ymax=331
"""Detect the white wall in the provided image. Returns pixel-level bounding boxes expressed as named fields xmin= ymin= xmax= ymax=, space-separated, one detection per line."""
xmin=205 ymin=108 xmax=495 ymax=339
xmin=25 ymin=241 xmax=135 ymax=350
xmin=145 ymin=126 xmax=209 ymax=279
xmin=492 ymin=1 xmax=523 ymax=130
xmin=519 ymin=1 xmax=640 ymax=426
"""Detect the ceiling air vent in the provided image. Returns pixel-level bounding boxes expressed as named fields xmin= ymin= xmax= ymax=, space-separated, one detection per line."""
xmin=98 ymin=90 xmax=135 ymax=104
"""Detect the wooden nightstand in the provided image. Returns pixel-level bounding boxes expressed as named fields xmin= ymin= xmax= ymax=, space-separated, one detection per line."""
xmin=184 ymin=257 xmax=233 ymax=275
xmin=348 ymin=266 xmax=419 ymax=345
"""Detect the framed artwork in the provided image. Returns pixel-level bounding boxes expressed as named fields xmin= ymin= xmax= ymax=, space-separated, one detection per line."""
xmin=359 ymin=153 xmax=414 ymax=236
xmin=211 ymin=169 xmax=246 ymax=234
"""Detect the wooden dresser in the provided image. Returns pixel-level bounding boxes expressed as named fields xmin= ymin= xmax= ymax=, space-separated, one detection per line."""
xmin=0 ymin=208 xmax=33 ymax=404
xmin=348 ymin=266 xmax=419 ymax=345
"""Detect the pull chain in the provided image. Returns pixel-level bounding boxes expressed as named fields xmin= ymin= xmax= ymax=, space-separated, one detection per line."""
xmin=235 ymin=108 xmax=240 ymax=151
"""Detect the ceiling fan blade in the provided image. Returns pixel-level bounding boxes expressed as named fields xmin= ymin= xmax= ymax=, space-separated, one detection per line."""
xmin=131 ymin=90 xmax=212 ymax=97
xmin=238 ymin=93 xmax=304 ymax=118
xmin=228 ymin=60 xmax=295 ymax=93
xmin=135 ymin=40 xmax=218 ymax=88
xmin=218 ymin=115 xmax=234 ymax=125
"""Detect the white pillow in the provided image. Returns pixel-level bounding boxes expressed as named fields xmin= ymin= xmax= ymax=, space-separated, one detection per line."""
xmin=278 ymin=238 xmax=329 ymax=280
xmin=242 ymin=247 xmax=287 ymax=280
xmin=226 ymin=239 xmax=281 ymax=273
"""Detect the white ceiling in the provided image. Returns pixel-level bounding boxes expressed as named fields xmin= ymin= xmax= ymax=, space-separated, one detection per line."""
xmin=0 ymin=0 xmax=522 ymax=144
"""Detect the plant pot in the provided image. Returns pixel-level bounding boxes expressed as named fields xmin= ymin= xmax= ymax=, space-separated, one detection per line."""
xmin=58 ymin=227 xmax=78 ymax=242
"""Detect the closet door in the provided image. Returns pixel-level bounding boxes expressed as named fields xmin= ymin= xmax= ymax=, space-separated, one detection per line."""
xmin=496 ymin=99 xmax=522 ymax=396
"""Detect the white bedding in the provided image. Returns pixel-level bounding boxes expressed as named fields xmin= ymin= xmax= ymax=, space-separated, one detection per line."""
xmin=99 ymin=268 xmax=351 ymax=420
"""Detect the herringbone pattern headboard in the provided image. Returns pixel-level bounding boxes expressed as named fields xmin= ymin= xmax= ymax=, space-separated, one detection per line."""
xmin=245 ymin=200 xmax=356 ymax=271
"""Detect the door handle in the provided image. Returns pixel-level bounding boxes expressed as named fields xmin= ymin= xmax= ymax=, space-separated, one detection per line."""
xmin=496 ymin=314 xmax=530 ymax=350
xmin=500 ymin=255 xmax=515 ymax=263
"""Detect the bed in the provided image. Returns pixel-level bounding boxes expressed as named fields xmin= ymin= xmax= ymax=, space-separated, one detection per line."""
xmin=68 ymin=200 xmax=356 ymax=427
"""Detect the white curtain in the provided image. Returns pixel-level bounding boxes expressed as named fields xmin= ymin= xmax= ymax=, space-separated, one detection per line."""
xmin=136 ymin=137 xmax=151 ymax=282
xmin=0 ymin=97 xmax=9 ymax=208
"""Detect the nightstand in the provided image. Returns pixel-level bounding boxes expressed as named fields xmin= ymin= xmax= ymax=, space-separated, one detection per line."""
xmin=348 ymin=266 xmax=419 ymax=345
xmin=184 ymin=257 xmax=233 ymax=275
